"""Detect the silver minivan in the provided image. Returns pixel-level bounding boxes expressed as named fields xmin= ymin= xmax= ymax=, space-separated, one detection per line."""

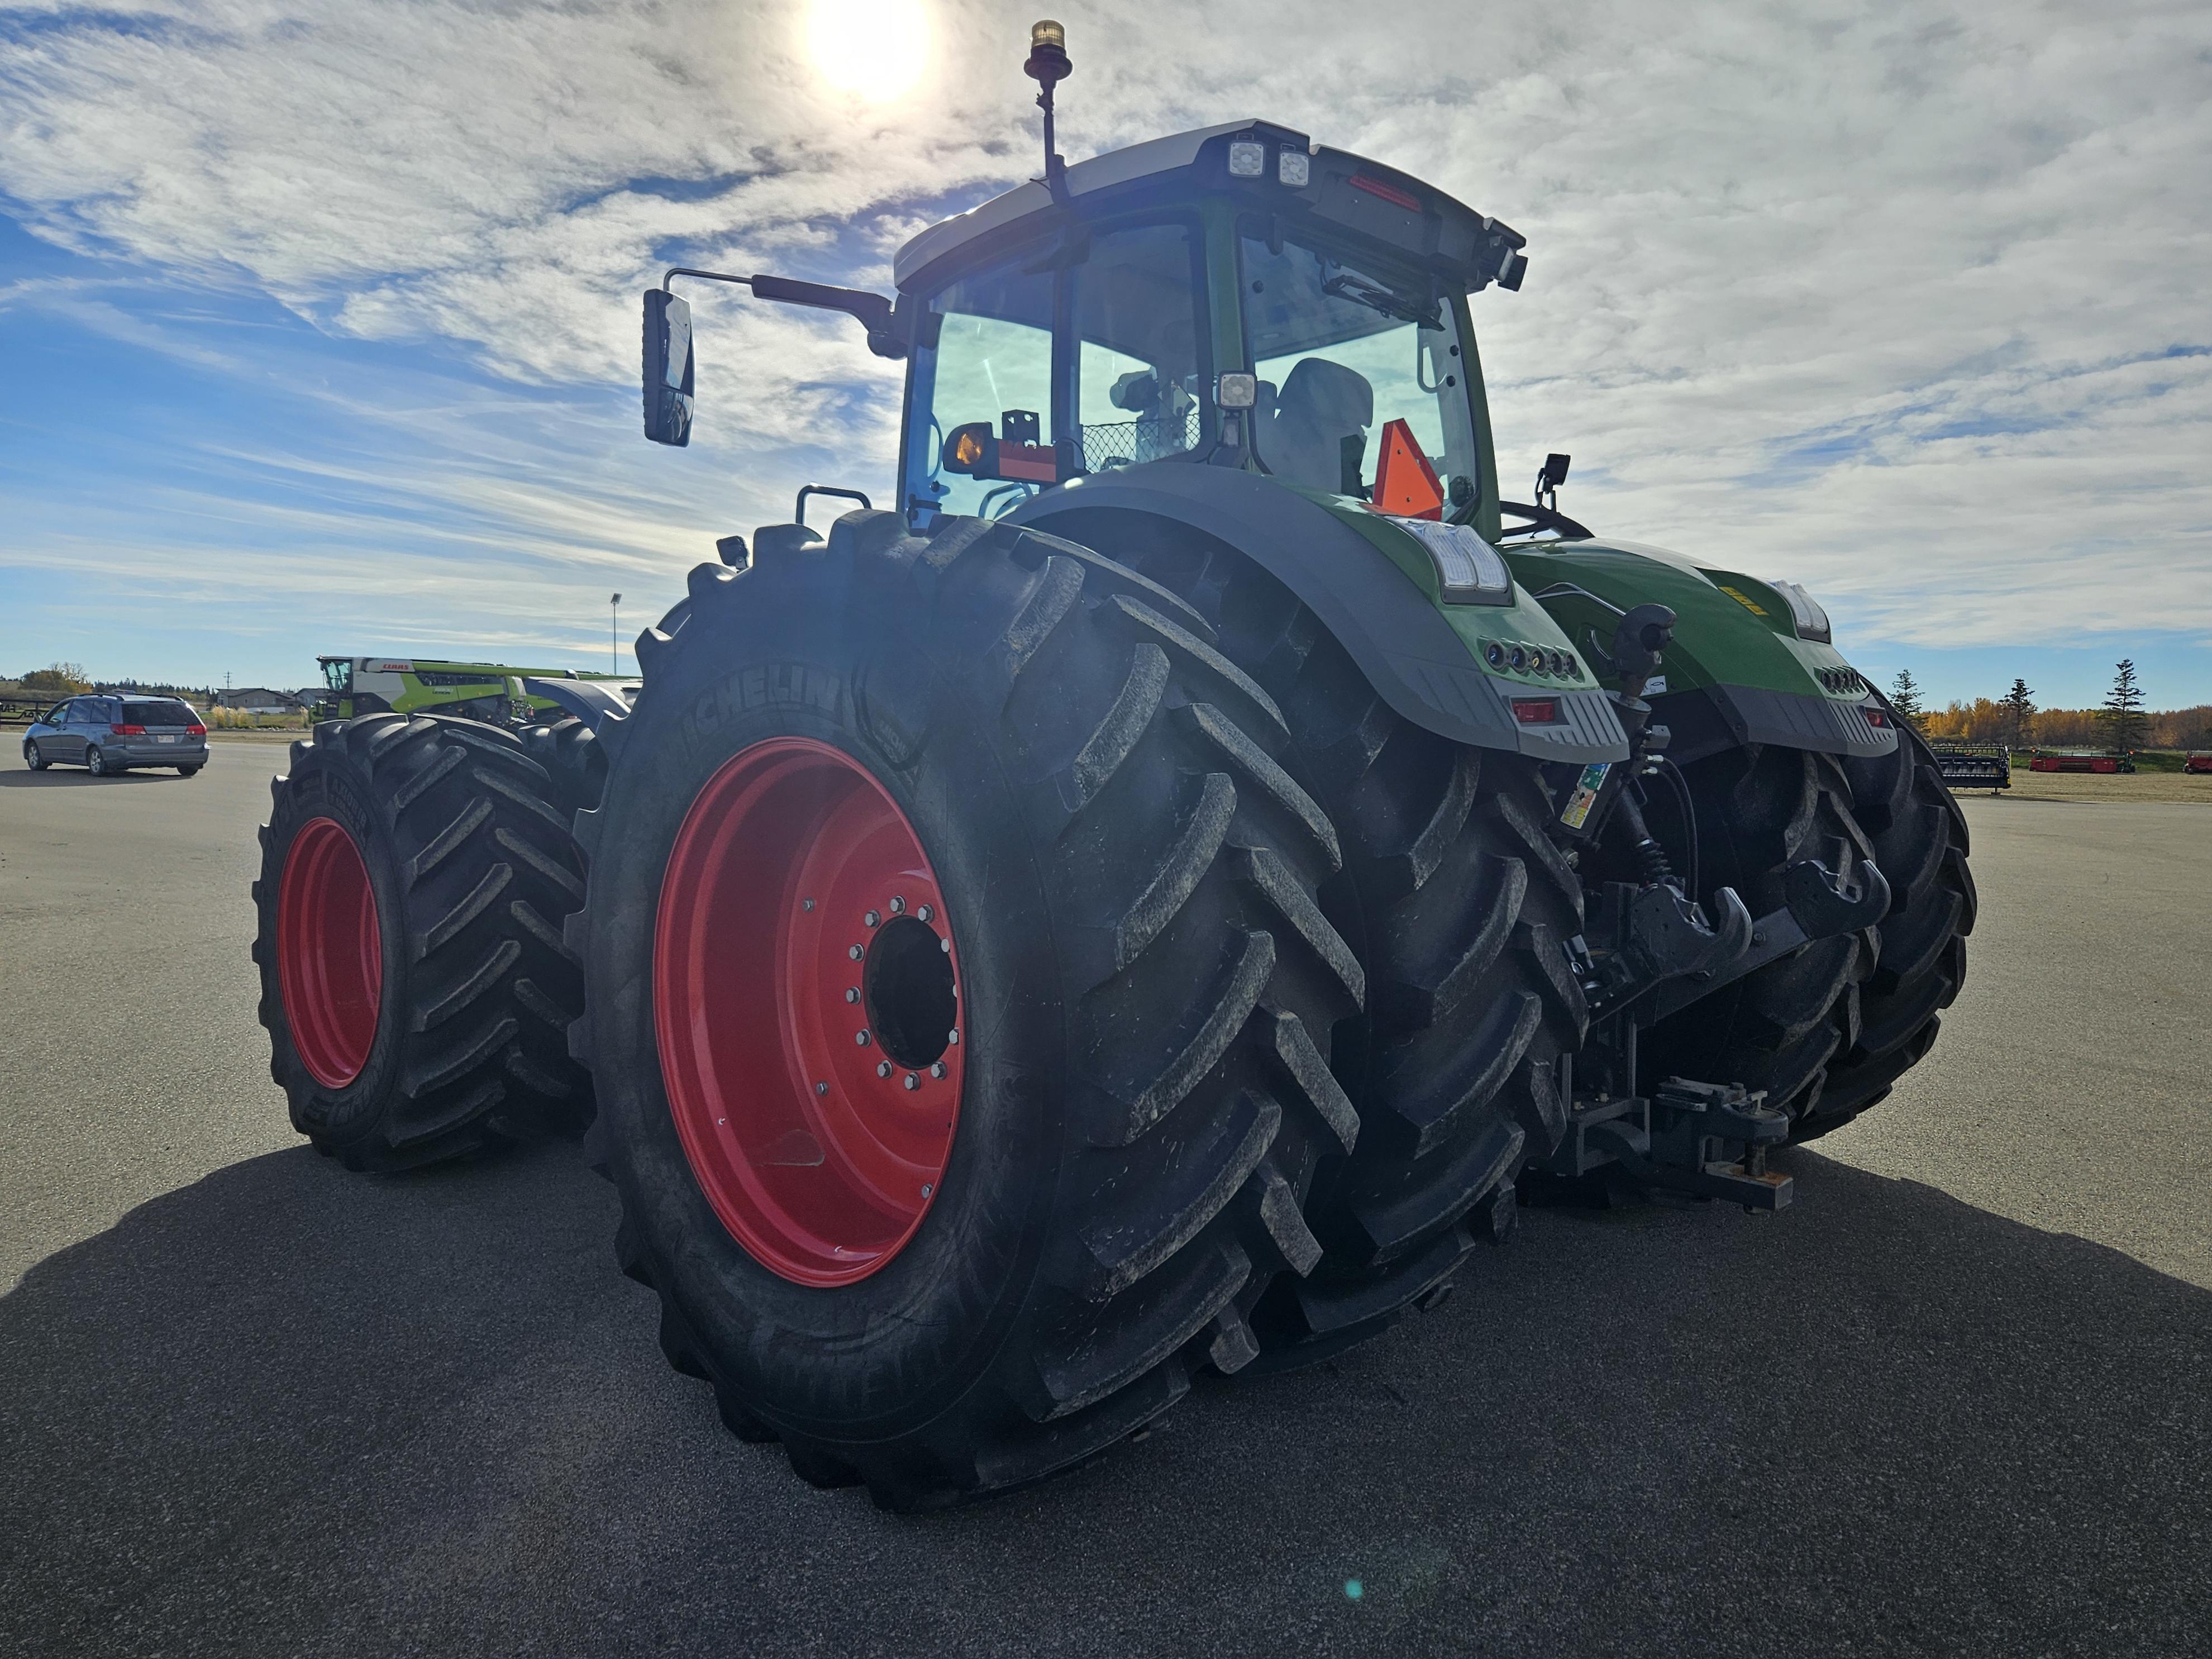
xmin=21 ymin=695 xmax=209 ymax=776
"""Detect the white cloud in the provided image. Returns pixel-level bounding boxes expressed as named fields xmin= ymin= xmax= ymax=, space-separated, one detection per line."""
xmin=1 ymin=0 xmax=2208 ymax=661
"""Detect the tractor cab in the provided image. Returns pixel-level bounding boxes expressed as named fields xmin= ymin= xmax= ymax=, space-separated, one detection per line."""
xmin=885 ymin=121 xmax=1524 ymax=540
xmin=643 ymin=118 xmax=1529 ymax=547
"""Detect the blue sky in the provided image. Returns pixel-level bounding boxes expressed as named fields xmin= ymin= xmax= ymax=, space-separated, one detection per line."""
xmin=2 ymin=0 xmax=2207 ymax=709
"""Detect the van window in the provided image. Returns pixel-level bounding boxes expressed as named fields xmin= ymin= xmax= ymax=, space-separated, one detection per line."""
xmin=123 ymin=701 xmax=196 ymax=727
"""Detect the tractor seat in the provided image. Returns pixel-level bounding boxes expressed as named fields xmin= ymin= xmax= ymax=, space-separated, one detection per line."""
xmin=1263 ymin=359 xmax=1374 ymax=494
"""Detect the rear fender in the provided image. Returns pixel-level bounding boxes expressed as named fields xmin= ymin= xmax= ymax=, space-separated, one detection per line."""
xmin=1009 ymin=465 xmax=1628 ymax=765
xmin=1503 ymin=538 xmax=1896 ymax=764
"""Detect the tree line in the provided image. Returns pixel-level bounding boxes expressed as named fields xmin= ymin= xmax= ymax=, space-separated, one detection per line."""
xmin=1886 ymin=661 xmax=2208 ymax=751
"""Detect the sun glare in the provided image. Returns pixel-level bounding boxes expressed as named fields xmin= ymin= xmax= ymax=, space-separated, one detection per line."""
xmin=806 ymin=0 xmax=930 ymax=103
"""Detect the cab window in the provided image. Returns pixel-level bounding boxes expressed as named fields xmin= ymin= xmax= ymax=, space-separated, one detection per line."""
xmin=909 ymin=262 xmax=1055 ymax=523
xmin=904 ymin=221 xmax=1211 ymax=527
xmin=1240 ymin=221 xmax=1480 ymax=512
xmin=1071 ymin=223 xmax=1207 ymax=474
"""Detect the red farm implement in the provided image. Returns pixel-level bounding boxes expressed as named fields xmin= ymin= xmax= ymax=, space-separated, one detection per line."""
xmin=2029 ymin=751 xmax=2134 ymax=774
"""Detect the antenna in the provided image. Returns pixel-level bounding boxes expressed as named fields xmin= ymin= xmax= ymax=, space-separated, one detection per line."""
xmin=1024 ymin=20 xmax=1072 ymax=198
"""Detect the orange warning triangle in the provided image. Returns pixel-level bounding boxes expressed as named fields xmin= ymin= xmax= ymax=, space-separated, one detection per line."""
xmin=1372 ymin=418 xmax=1445 ymax=519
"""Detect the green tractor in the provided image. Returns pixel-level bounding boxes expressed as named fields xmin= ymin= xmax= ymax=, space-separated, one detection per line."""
xmin=252 ymin=23 xmax=1970 ymax=1507
xmin=315 ymin=653 xmax=632 ymax=726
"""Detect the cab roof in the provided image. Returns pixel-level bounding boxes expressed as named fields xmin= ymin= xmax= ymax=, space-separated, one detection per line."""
xmin=892 ymin=120 xmax=1528 ymax=299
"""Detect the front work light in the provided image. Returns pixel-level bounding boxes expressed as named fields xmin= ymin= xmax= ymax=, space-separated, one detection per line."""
xmin=1228 ymin=140 xmax=1267 ymax=177
xmin=1770 ymin=579 xmax=1833 ymax=642
xmin=1394 ymin=518 xmax=1514 ymax=606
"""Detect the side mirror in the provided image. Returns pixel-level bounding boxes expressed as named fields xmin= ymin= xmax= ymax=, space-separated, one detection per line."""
xmin=643 ymin=289 xmax=694 ymax=446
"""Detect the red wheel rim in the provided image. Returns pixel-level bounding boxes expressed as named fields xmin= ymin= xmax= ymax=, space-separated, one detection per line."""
xmin=277 ymin=816 xmax=383 ymax=1088
xmin=655 ymin=737 xmax=965 ymax=1287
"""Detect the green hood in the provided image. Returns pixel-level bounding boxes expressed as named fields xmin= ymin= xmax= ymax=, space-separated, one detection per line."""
xmin=1500 ymin=538 xmax=1862 ymax=703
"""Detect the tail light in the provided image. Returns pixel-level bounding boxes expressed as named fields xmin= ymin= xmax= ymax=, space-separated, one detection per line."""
xmin=1510 ymin=698 xmax=1561 ymax=725
xmin=1350 ymin=173 xmax=1422 ymax=212
xmin=111 ymin=723 xmax=146 ymax=735
xmin=187 ymin=723 xmax=207 ymax=736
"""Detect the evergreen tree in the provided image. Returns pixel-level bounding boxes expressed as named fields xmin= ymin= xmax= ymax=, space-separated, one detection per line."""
xmin=1888 ymin=669 xmax=1925 ymax=733
xmin=2000 ymin=677 xmax=2036 ymax=747
xmin=2100 ymin=659 xmax=2147 ymax=755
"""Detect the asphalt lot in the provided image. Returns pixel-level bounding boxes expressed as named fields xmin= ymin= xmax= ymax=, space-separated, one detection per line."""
xmin=3 ymin=741 xmax=2208 ymax=1657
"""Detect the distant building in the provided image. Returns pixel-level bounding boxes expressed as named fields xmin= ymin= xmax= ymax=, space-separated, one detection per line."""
xmin=214 ymin=688 xmax=308 ymax=712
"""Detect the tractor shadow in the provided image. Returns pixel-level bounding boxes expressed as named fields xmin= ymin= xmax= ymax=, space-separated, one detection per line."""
xmin=5 ymin=1140 xmax=2208 ymax=1658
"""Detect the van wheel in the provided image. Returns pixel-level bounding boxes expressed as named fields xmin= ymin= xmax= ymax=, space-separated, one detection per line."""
xmin=85 ymin=746 xmax=109 ymax=776
xmin=178 ymin=765 xmax=203 ymax=778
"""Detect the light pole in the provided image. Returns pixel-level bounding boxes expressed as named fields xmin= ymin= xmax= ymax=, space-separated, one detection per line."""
xmin=610 ymin=593 xmax=622 ymax=674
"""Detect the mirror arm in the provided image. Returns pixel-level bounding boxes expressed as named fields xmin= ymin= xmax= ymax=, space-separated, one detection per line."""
xmin=662 ymin=267 xmax=907 ymax=359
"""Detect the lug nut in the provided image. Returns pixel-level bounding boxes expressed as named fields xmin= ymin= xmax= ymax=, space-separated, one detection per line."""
xmin=903 ymin=1073 xmax=919 ymax=1091
xmin=865 ymin=909 xmax=881 ymax=928
xmin=940 ymin=937 xmax=950 ymax=954
xmin=947 ymin=1027 xmax=960 ymax=1046
xmin=917 ymin=904 xmax=933 ymax=922
xmin=931 ymin=1062 xmax=946 ymax=1079
xmin=856 ymin=1029 xmax=871 ymax=1047
xmin=845 ymin=987 xmax=859 ymax=1003
xmin=877 ymin=1061 xmax=892 ymax=1078
xmin=814 ymin=1081 xmax=828 ymax=1096
xmin=889 ymin=896 xmax=904 ymax=914
xmin=920 ymin=1183 xmax=934 ymax=1199
xmin=802 ymin=898 xmax=816 ymax=912
xmin=848 ymin=944 xmax=864 ymax=961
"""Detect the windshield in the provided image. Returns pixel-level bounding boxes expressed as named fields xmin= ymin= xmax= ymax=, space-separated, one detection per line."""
xmin=321 ymin=659 xmax=352 ymax=693
xmin=1240 ymin=224 xmax=1479 ymax=513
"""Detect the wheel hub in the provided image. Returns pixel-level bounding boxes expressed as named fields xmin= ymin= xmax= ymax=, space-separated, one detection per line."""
xmin=655 ymin=737 xmax=964 ymax=1287
xmin=276 ymin=816 xmax=383 ymax=1088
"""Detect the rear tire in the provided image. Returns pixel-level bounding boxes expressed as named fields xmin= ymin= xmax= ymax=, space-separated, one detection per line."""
xmin=177 ymin=765 xmax=202 ymax=778
xmin=85 ymin=746 xmax=109 ymax=776
xmin=251 ymin=713 xmax=593 ymax=1170
xmin=1794 ymin=720 xmax=1973 ymax=1140
xmin=1639 ymin=745 xmax=1876 ymax=1124
xmin=1103 ymin=529 xmax=1587 ymax=1362
xmin=572 ymin=512 xmax=1357 ymax=1507
xmin=521 ymin=716 xmax=607 ymax=815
